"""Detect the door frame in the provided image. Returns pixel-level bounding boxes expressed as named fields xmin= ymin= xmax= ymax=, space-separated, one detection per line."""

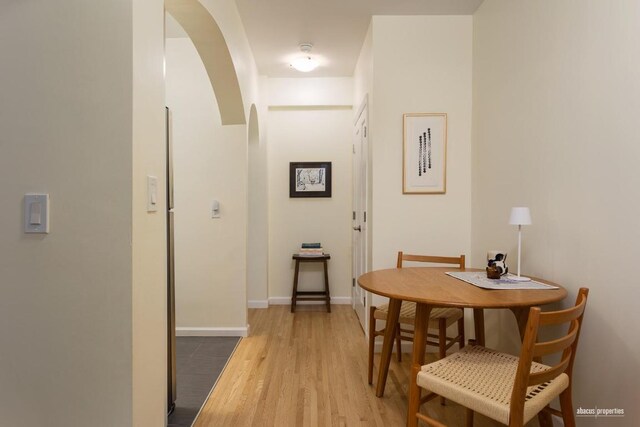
xmin=352 ymin=96 xmax=369 ymax=332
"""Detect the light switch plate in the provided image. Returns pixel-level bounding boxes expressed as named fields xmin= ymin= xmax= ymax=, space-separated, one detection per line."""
xmin=24 ymin=194 xmax=50 ymax=234
xmin=147 ymin=175 xmax=158 ymax=212
xmin=211 ymin=200 xmax=220 ymax=218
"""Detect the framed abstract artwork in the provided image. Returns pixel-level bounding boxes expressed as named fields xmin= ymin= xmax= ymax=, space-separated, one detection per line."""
xmin=402 ymin=113 xmax=447 ymax=194
xmin=289 ymin=161 xmax=332 ymax=198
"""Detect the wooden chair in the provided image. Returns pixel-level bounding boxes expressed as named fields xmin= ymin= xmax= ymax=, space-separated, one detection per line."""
xmin=414 ymin=288 xmax=589 ymax=427
xmin=368 ymin=252 xmax=466 ymax=398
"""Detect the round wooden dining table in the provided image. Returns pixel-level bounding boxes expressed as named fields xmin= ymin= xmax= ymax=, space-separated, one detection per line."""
xmin=358 ymin=267 xmax=567 ymax=427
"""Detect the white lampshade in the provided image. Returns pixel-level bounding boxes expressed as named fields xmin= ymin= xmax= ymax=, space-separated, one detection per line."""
xmin=509 ymin=207 xmax=532 ymax=225
xmin=290 ymin=56 xmax=318 ymax=72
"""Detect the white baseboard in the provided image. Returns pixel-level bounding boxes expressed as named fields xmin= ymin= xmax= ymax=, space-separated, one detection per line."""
xmin=176 ymin=326 xmax=248 ymax=337
xmin=268 ymin=296 xmax=352 ymax=305
xmin=247 ymin=300 xmax=269 ymax=308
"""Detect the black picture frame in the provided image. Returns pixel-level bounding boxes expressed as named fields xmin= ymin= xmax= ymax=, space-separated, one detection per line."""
xmin=289 ymin=162 xmax=332 ymax=198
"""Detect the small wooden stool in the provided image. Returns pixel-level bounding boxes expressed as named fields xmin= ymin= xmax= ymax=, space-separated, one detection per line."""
xmin=291 ymin=254 xmax=331 ymax=313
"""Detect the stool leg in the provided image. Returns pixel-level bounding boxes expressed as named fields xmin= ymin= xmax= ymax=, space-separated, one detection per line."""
xmin=291 ymin=260 xmax=300 ymax=313
xmin=323 ymin=259 xmax=331 ymax=313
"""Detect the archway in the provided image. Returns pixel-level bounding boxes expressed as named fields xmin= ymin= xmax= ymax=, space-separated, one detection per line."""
xmin=164 ymin=3 xmax=251 ymax=421
xmin=166 ymin=0 xmax=245 ymax=125
xmin=247 ymin=104 xmax=268 ymax=307
xmin=165 ymin=3 xmax=251 ymax=328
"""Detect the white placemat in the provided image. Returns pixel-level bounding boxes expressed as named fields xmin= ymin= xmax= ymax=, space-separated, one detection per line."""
xmin=446 ymin=271 xmax=559 ymax=290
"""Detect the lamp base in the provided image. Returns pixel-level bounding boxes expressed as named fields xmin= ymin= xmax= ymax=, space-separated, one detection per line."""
xmin=507 ymin=274 xmax=531 ymax=282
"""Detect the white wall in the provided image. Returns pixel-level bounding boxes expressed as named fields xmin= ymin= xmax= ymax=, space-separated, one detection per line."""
xmin=269 ymin=78 xmax=353 ymax=106
xmin=166 ymin=36 xmax=248 ymax=333
xmin=352 ymin=16 xmax=473 ymax=337
xmin=0 ymin=0 xmax=165 ymax=425
xmin=353 ymin=23 xmax=374 ymax=272
xmin=132 ymin=0 xmax=167 ymax=424
xmin=165 ymin=0 xmax=262 ymax=335
xmin=472 ymin=0 xmax=640 ymax=420
xmin=266 ymin=78 xmax=354 ymax=303
xmin=247 ymin=103 xmax=269 ymax=307
xmin=353 ymin=23 xmax=373 ymax=116
xmin=247 ymin=76 xmax=270 ymax=308
xmin=369 ymin=16 xmax=473 ymax=285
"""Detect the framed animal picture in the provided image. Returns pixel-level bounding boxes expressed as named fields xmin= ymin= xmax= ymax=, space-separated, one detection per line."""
xmin=289 ymin=162 xmax=332 ymax=198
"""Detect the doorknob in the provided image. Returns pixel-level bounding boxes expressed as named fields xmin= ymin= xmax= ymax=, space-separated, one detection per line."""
xmin=353 ymin=225 xmax=362 ymax=232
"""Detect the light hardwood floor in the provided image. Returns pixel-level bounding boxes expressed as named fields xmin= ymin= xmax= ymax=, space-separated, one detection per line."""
xmin=194 ymin=305 xmax=537 ymax=426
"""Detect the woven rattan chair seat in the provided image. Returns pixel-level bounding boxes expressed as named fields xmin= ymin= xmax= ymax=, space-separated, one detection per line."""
xmin=417 ymin=345 xmax=569 ymax=425
xmin=374 ymin=301 xmax=463 ymax=327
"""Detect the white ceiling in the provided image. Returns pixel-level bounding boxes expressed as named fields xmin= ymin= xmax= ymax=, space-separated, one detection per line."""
xmin=235 ymin=0 xmax=484 ymax=77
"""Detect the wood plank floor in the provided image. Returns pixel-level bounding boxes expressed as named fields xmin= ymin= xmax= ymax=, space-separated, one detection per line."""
xmin=194 ymin=305 xmax=537 ymax=426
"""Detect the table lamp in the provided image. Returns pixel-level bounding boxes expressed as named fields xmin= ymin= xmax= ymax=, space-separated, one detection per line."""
xmin=509 ymin=207 xmax=532 ymax=281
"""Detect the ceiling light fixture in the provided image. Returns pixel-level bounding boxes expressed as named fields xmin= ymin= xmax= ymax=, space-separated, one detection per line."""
xmin=290 ymin=43 xmax=319 ymax=72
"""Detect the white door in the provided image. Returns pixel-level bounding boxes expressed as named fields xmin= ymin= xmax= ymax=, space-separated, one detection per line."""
xmin=352 ymin=103 xmax=368 ymax=330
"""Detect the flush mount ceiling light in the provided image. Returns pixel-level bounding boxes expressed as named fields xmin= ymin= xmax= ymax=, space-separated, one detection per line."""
xmin=290 ymin=43 xmax=319 ymax=72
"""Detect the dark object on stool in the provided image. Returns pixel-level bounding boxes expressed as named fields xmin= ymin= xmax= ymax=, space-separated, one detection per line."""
xmin=291 ymin=254 xmax=331 ymax=313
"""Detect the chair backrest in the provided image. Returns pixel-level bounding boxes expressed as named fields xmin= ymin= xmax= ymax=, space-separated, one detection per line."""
xmin=510 ymin=288 xmax=589 ymax=423
xmin=396 ymin=251 xmax=465 ymax=269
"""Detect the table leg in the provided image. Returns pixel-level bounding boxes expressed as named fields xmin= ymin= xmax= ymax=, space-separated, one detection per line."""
xmin=375 ymin=298 xmax=402 ymax=397
xmin=473 ymin=308 xmax=485 ymax=346
xmin=407 ymin=303 xmax=432 ymax=427
xmin=509 ymin=307 xmax=530 ymax=340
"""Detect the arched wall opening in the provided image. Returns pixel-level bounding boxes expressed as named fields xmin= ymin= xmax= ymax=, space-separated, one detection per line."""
xmin=165 ymin=4 xmax=250 ymax=338
xmin=247 ymin=104 xmax=268 ymax=307
xmin=166 ymin=0 xmax=246 ymax=125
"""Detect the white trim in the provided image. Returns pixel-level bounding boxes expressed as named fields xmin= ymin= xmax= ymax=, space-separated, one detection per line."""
xmin=268 ymin=105 xmax=352 ymax=111
xmin=353 ymin=94 xmax=368 ymax=124
xmin=351 ymin=97 xmax=369 ymax=333
xmin=268 ymin=296 xmax=353 ymax=305
xmin=247 ymin=300 xmax=269 ymax=309
xmin=176 ymin=327 xmax=248 ymax=337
